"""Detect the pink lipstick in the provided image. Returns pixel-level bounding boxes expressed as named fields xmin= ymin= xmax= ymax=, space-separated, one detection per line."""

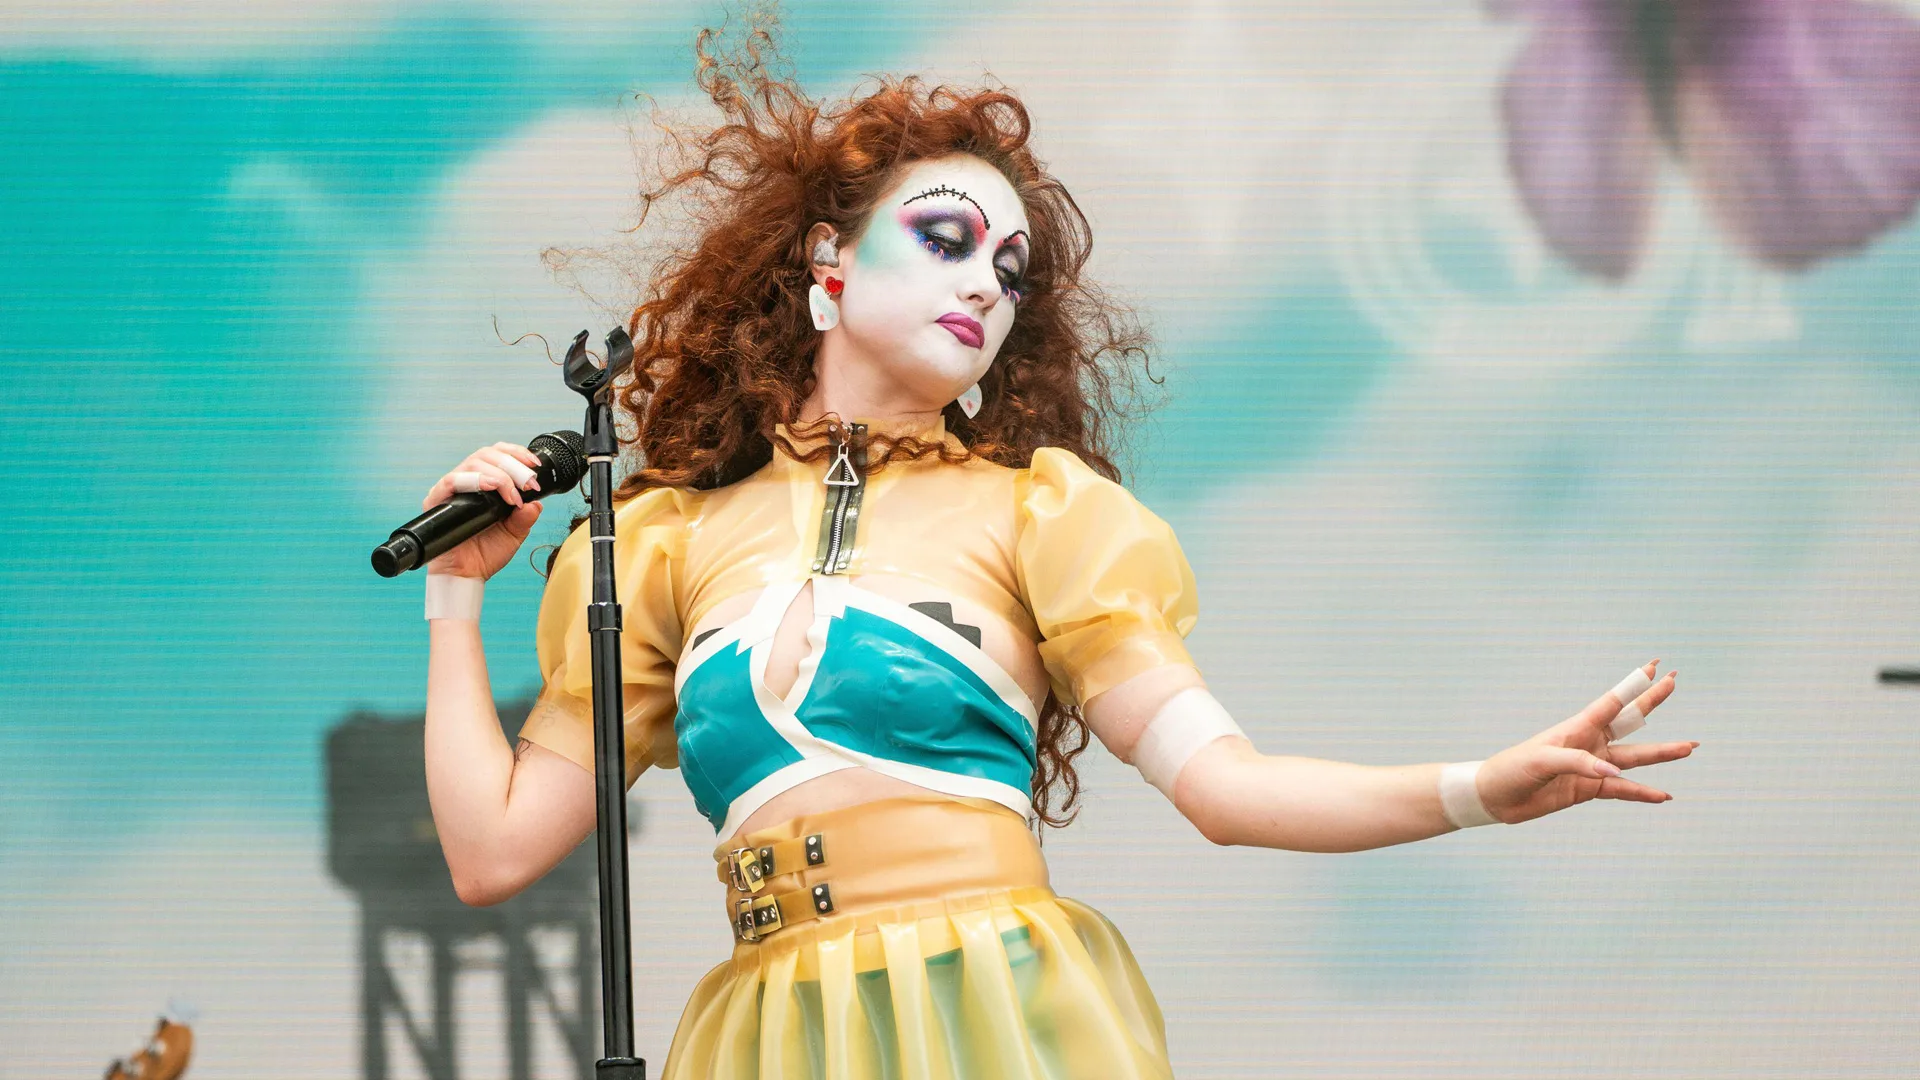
xmin=936 ymin=313 xmax=984 ymax=348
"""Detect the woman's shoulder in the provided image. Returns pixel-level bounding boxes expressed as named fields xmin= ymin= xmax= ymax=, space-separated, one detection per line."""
xmin=547 ymin=484 xmax=701 ymax=573
xmin=1011 ymin=445 xmax=1153 ymax=520
xmin=616 ymin=483 xmax=704 ymax=521
xmin=1014 ymin=445 xmax=1112 ymax=482
xmin=1005 ymin=446 xmax=1198 ymax=706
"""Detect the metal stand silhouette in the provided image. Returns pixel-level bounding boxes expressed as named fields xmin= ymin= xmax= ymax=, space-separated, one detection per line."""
xmin=327 ymin=696 xmax=631 ymax=1079
xmin=562 ymin=326 xmax=646 ymax=1080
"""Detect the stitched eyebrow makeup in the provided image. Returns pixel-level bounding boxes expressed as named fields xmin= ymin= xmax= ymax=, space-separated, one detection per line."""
xmin=901 ymin=185 xmax=992 ymax=233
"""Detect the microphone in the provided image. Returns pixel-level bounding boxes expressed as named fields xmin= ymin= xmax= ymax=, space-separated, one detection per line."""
xmin=371 ymin=430 xmax=588 ymax=578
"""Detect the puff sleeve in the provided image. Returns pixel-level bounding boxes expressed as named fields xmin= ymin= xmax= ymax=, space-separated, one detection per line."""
xmin=518 ymin=486 xmax=689 ymax=788
xmin=1013 ymin=447 xmax=1200 ymax=706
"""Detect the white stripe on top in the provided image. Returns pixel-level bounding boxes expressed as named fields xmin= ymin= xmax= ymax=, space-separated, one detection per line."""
xmin=675 ymin=572 xmax=1043 ymax=836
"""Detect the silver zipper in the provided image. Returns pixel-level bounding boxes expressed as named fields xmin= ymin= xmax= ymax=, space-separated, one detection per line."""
xmin=824 ymin=440 xmax=857 ymax=487
xmin=811 ymin=423 xmax=867 ymax=575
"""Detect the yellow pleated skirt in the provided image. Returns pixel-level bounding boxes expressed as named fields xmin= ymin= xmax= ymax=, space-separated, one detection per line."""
xmin=661 ymin=794 xmax=1174 ymax=1080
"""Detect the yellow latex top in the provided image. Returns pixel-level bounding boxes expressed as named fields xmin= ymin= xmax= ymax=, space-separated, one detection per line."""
xmin=522 ymin=417 xmax=1199 ymax=785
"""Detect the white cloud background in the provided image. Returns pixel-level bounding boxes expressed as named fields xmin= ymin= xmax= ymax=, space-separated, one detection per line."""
xmin=349 ymin=105 xmax=667 ymax=513
xmin=8 ymin=0 xmax=1920 ymax=1075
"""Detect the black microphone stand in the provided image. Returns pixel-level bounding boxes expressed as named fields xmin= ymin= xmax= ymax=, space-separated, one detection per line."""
xmin=563 ymin=327 xmax=645 ymax=1080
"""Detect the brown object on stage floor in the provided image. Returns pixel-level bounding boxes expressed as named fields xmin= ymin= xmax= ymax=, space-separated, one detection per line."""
xmin=102 ymin=1011 xmax=193 ymax=1080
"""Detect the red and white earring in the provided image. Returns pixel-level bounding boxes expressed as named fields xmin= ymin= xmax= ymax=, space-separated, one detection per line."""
xmin=809 ymin=276 xmax=842 ymax=331
xmin=956 ymin=381 xmax=982 ymax=419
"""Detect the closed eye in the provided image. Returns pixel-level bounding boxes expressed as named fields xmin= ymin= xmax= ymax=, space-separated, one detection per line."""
xmin=919 ymin=221 xmax=969 ymax=258
xmin=902 ymin=207 xmax=982 ymax=262
xmin=994 ymin=234 xmax=1029 ymax=301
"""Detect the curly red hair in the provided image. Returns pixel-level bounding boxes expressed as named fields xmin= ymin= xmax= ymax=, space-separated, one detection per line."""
xmin=592 ymin=18 xmax=1158 ymax=829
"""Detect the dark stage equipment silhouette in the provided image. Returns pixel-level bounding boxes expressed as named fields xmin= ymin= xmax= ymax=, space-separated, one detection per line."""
xmin=327 ymin=697 xmax=639 ymax=1080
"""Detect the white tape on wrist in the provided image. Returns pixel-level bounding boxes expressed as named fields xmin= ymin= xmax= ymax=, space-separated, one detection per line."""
xmin=1132 ymin=687 xmax=1245 ymax=801
xmin=1439 ymin=760 xmax=1499 ymax=829
xmin=425 ymin=572 xmax=485 ymax=621
xmin=1605 ymin=667 xmax=1654 ymax=742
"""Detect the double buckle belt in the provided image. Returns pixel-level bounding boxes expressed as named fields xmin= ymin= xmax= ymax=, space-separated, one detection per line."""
xmin=719 ymin=833 xmax=833 ymax=943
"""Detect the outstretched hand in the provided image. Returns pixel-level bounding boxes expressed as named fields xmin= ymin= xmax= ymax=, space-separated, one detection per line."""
xmin=1475 ymin=661 xmax=1696 ymax=826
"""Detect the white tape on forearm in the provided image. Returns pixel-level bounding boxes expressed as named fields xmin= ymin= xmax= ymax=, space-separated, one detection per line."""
xmin=425 ymin=572 xmax=485 ymax=621
xmin=1132 ymin=687 xmax=1245 ymax=801
xmin=1439 ymin=760 xmax=1499 ymax=829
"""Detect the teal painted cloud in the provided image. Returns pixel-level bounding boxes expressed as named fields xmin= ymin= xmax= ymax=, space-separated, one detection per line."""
xmin=0 ymin=6 xmax=973 ymax=851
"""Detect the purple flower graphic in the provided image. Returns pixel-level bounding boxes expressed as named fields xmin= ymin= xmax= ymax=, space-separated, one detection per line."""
xmin=1499 ymin=0 xmax=1920 ymax=280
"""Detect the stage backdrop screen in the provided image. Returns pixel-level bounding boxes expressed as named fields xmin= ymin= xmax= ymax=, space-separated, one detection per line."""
xmin=4 ymin=2 xmax=1918 ymax=1077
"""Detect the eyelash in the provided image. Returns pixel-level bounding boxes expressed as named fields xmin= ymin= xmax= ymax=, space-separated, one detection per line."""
xmin=918 ymin=230 xmax=968 ymax=260
xmin=996 ymin=265 xmax=1025 ymax=303
xmin=912 ymin=224 xmax=1026 ymax=302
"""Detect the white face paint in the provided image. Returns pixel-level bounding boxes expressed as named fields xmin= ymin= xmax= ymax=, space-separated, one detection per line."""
xmin=817 ymin=154 xmax=1032 ymax=412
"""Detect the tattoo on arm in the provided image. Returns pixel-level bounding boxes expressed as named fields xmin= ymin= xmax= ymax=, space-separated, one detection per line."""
xmin=514 ymin=737 xmax=534 ymax=764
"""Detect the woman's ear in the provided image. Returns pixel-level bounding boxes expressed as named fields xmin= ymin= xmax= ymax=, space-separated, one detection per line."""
xmin=806 ymin=222 xmax=841 ymax=282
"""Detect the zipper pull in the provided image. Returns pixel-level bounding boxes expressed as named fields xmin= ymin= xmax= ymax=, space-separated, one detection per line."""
xmin=823 ymin=434 xmax=858 ymax=487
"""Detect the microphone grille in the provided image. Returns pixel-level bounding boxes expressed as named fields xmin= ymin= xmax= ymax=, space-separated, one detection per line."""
xmin=530 ymin=430 xmax=588 ymax=492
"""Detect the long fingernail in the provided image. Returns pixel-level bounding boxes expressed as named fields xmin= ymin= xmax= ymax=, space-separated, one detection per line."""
xmin=1598 ymin=761 xmax=1622 ymax=776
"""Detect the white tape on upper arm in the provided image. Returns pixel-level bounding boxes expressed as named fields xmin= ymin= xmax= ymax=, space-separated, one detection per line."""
xmin=1133 ymin=687 xmax=1245 ymax=801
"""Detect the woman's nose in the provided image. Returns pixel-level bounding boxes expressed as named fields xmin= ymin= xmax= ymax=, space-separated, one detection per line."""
xmin=957 ymin=260 xmax=999 ymax=308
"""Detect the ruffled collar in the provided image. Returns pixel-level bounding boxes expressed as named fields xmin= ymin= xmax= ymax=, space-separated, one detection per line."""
xmin=771 ymin=413 xmax=954 ymax=457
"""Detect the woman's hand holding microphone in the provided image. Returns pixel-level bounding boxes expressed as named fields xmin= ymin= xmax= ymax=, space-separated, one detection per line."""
xmin=421 ymin=442 xmax=549 ymax=620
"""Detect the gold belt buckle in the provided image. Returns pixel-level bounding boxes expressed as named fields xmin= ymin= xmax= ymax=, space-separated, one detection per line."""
xmin=725 ymin=846 xmax=766 ymax=894
xmin=733 ymin=895 xmax=782 ymax=943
